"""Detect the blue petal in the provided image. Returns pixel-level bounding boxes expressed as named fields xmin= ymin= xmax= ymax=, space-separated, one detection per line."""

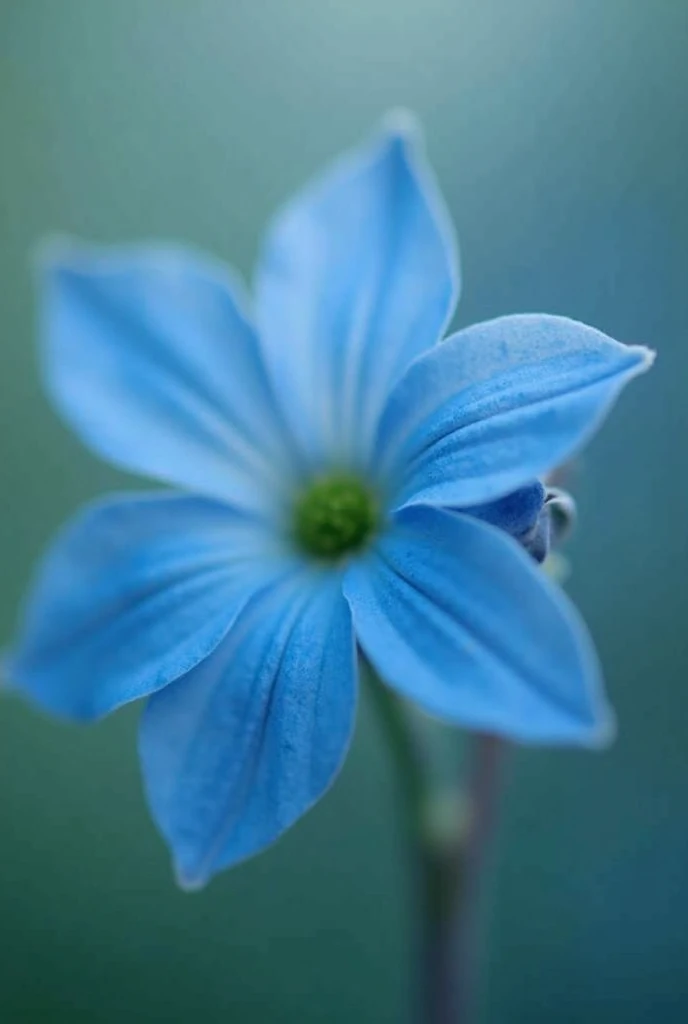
xmin=344 ymin=505 xmax=613 ymax=746
xmin=518 ymin=508 xmax=552 ymax=564
xmin=7 ymin=492 xmax=288 ymax=721
xmin=40 ymin=241 xmax=297 ymax=517
xmin=464 ymin=480 xmax=546 ymax=539
xmin=374 ymin=314 xmax=653 ymax=509
xmin=139 ymin=570 xmax=356 ymax=888
xmin=255 ymin=112 xmax=459 ymax=470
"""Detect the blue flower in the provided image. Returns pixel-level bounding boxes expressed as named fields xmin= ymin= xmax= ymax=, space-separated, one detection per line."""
xmin=8 ymin=114 xmax=653 ymax=887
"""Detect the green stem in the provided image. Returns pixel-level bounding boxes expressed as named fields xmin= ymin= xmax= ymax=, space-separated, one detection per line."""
xmin=365 ymin=669 xmax=506 ymax=1024
xmin=364 ymin=665 xmax=428 ymax=843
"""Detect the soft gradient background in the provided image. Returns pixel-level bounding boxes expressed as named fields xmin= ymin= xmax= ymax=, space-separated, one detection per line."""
xmin=1 ymin=2 xmax=686 ymax=1021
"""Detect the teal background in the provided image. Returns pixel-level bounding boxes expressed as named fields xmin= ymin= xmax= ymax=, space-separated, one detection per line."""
xmin=1 ymin=2 xmax=686 ymax=1021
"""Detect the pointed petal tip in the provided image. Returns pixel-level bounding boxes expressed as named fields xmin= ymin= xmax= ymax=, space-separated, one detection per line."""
xmin=584 ymin=702 xmax=618 ymax=751
xmin=33 ymin=234 xmax=84 ymax=276
xmin=547 ymin=661 xmax=617 ymax=751
xmin=374 ymin=108 xmax=460 ymax=306
xmin=481 ymin=705 xmax=616 ymax=750
xmin=613 ymin=343 xmax=655 ymax=387
xmin=174 ymin=861 xmax=208 ymax=893
xmin=379 ymin=107 xmax=423 ymax=146
xmin=33 ymin=235 xmax=127 ymax=284
xmin=632 ymin=344 xmax=656 ymax=371
xmin=34 ymin=235 xmax=215 ymax=280
xmin=3 ymin=647 xmax=107 ymax=723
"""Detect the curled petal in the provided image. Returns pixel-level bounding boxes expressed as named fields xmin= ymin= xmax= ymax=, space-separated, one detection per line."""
xmin=545 ymin=487 xmax=578 ymax=545
xmin=465 ymin=480 xmax=551 ymax=562
xmin=344 ymin=505 xmax=614 ymax=746
xmin=464 ymin=480 xmax=546 ymax=540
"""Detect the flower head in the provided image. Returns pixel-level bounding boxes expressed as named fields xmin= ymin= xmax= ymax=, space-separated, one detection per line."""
xmin=7 ymin=115 xmax=653 ymax=887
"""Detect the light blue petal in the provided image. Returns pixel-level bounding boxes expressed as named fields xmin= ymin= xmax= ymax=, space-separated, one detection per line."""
xmin=139 ymin=570 xmax=356 ymax=888
xmin=40 ymin=240 xmax=298 ymax=517
xmin=374 ymin=314 xmax=653 ymax=509
xmin=255 ymin=112 xmax=459 ymax=471
xmin=7 ymin=492 xmax=288 ymax=721
xmin=344 ymin=505 xmax=613 ymax=746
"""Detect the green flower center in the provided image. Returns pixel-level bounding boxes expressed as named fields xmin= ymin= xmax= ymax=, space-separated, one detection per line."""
xmin=293 ymin=474 xmax=379 ymax=560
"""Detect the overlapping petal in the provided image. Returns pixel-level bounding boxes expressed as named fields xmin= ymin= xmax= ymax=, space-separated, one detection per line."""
xmin=255 ymin=114 xmax=459 ymax=469
xmin=7 ymin=492 xmax=289 ymax=721
xmin=9 ymin=113 xmax=656 ymax=891
xmin=374 ymin=314 xmax=653 ymax=509
xmin=465 ymin=480 xmax=545 ymax=541
xmin=344 ymin=505 xmax=613 ymax=746
xmin=40 ymin=242 xmax=297 ymax=518
xmin=140 ymin=571 xmax=356 ymax=888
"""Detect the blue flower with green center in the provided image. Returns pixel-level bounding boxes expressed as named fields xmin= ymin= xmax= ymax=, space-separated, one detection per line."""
xmin=7 ymin=114 xmax=653 ymax=888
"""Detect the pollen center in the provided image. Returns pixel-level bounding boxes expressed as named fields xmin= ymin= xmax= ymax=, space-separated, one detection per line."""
xmin=293 ymin=474 xmax=378 ymax=559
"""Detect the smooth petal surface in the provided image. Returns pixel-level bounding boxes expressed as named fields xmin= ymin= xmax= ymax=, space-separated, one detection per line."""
xmin=344 ymin=505 xmax=613 ymax=745
xmin=256 ymin=113 xmax=459 ymax=469
xmin=140 ymin=571 xmax=357 ymax=888
xmin=7 ymin=493 xmax=287 ymax=721
xmin=374 ymin=314 xmax=653 ymax=509
xmin=41 ymin=241 xmax=297 ymax=516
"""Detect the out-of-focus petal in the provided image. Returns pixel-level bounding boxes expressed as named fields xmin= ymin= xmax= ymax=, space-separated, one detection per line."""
xmin=255 ymin=113 xmax=459 ymax=470
xmin=6 ymin=492 xmax=288 ymax=721
xmin=41 ymin=241 xmax=297 ymax=518
xmin=545 ymin=487 xmax=578 ymax=545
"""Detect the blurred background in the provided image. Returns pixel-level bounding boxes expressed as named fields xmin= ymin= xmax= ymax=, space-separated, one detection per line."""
xmin=1 ymin=1 xmax=686 ymax=1021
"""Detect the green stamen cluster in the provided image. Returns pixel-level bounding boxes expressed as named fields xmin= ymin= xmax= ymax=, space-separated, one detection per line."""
xmin=293 ymin=474 xmax=378 ymax=559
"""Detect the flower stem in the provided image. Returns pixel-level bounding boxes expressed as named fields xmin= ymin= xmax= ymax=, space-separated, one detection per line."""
xmin=365 ymin=668 xmax=506 ymax=1024
xmin=420 ymin=733 xmax=506 ymax=1024
xmin=364 ymin=663 xmax=428 ymax=845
